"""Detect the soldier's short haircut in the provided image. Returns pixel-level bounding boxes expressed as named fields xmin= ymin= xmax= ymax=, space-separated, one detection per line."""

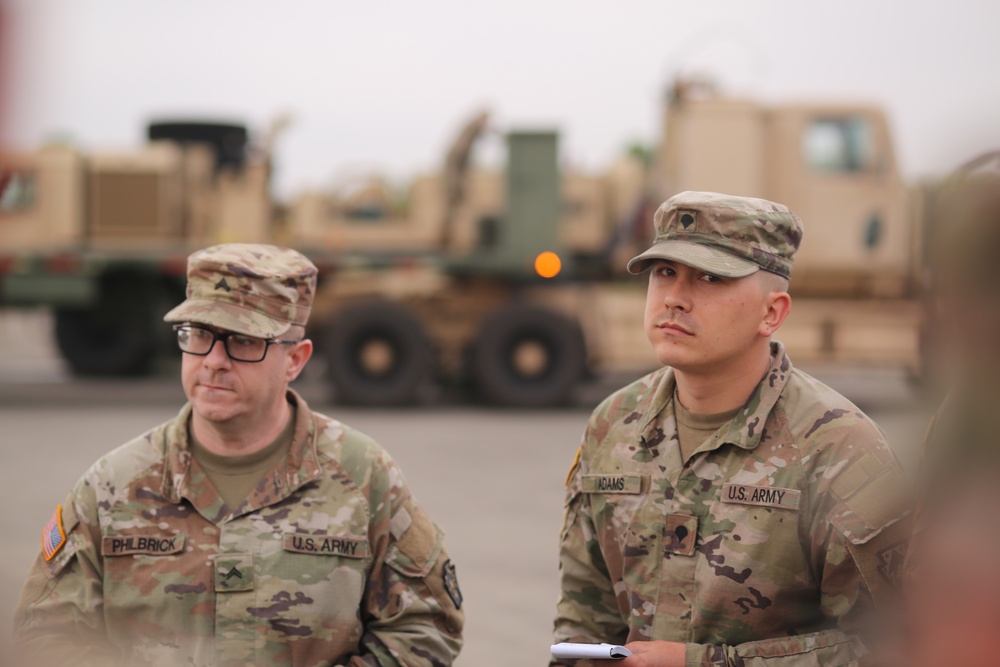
xmin=756 ymin=271 xmax=789 ymax=296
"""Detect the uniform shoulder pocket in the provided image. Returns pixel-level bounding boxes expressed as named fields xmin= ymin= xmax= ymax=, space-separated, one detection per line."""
xmin=827 ymin=465 xmax=911 ymax=602
xmin=384 ymin=499 xmax=444 ymax=578
xmin=828 ymin=466 xmax=910 ymax=545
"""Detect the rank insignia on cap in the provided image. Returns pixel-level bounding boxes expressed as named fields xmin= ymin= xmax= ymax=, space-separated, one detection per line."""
xmin=42 ymin=505 xmax=67 ymax=562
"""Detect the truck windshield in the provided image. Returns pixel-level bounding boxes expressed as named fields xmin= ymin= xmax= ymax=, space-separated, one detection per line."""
xmin=802 ymin=118 xmax=873 ymax=173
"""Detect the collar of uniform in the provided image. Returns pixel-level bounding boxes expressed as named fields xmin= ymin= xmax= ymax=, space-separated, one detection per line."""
xmin=160 ymin=403 xmax=195 ymax=504
xmin=637 ymin=341 xmax=793 ymax=453
xmin=636 ymin=367 xmax=678 ymax=451
xmin=716 ymin=341 xmax=793 ymax=451
xmin=159 ymin=389 xmax=324 ymax=505
xmin=272 ymin=388 xmax=324 ymax=493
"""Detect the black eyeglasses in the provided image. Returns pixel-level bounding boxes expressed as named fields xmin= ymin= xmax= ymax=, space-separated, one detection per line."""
xmin=173 ymin=324 xmax=300 ymax=363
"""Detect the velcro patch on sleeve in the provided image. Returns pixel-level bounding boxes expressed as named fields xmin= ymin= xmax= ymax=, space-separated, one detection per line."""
xmin=722 ymin=484 xmax=801 ymax=511
xmin=442 ymin=558 xmax=462 ymax=609
xmin=41 ymin=505 xmax=67 ymax=562
xmin=845 ymin=520 xmax=910 ymax=603
xmin=581 ymin=474 xmax=645 ymax=494
xmin=385 ymin=500 xmax=443 ymax=578
xmin=283 ymin=533 xmax=368 ymax=558
xmin=101 ymin=534 xmax=186 ymax=556
xmin=389 ymin=507 xmax=413 ymax=541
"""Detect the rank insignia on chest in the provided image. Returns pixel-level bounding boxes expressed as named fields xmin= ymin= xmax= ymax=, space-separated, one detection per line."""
xmin=664 ymin=513 xmax=698 ymax=557
xmin=41 ymin=505 xmax=67 ymax=562
xmin=214 ymin=553 xmax=254 ymax=592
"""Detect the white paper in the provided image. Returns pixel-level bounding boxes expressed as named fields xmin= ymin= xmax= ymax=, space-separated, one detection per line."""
xmin=550 ymin=642 xmax=632 ymax=660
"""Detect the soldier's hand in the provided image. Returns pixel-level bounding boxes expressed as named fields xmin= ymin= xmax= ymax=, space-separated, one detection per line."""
xmin=611 ymin=641 xmax=686 ymax=667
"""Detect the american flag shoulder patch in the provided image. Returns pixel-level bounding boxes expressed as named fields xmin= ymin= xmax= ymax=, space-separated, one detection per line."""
xmin=42 ymin=505 xmax=67 ymax=562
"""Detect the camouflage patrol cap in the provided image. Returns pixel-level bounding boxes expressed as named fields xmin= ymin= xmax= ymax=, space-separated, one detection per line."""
xmin=163 ymin=243 xmax=317 ymax=338
xmin=627 ymin=191 xmax=804 ymax=279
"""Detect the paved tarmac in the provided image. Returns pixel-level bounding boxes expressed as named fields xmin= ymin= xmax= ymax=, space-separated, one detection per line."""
xmin=0 ymin=309 xmax=932 ymax=666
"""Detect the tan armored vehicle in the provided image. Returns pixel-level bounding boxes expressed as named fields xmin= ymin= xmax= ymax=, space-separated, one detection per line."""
xmin=0 ymin=81 xmax=925 ymax=405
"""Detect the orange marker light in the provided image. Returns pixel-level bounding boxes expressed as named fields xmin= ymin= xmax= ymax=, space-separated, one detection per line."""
xmin=534 ymin=251 xmax=562 ymax=278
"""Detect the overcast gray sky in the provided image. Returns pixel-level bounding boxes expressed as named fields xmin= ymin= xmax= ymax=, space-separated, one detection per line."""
xmin=5 ymin=0 xmax=1000 ymax=198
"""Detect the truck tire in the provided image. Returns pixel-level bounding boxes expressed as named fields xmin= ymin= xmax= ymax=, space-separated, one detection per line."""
xmin=54 ymin=274 xmax=172 ymax=376
xmin=147 ymin=121 xmax=249 ymax=171
xmin=471 ymin=304 xmax=586 ymax=407
xmin=322 ymin=301 xmax=434 ymax=406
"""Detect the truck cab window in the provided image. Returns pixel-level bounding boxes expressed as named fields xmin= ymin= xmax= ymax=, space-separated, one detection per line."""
xmin=334 ymin=178 xmax=394 ymax=223
xmin=802 ymin=118 xmax=873 ymax=172
xmin=0 ymin=171 xmax=36 ymax=213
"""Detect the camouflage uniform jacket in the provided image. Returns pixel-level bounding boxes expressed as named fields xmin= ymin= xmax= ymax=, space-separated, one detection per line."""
xmin=554 ymin=342 xmax=907 ymax=666
xmin=14 ymin=390 xmax=464 ymax=667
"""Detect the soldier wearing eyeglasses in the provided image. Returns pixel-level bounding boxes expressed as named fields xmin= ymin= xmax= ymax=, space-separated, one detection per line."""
xmin=13 ymin=244 xmax=464 ymax=667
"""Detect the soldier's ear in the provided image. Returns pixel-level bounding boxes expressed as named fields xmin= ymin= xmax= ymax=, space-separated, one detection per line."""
xmin=759 ymin=292 xmax=791 ymax=337
xmin=285 ymin=340 xmax=313 ymax=382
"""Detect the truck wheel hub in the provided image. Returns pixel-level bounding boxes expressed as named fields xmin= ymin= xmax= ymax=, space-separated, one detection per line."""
xmin=359 ymin=338 xmax=395 ymax=376
xmin=511 ymin=339 xmax=549 ymax=378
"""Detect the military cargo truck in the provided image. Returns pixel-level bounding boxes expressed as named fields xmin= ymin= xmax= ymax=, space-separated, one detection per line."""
xmin=0 ymin=80 xmax=925 ymax=405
